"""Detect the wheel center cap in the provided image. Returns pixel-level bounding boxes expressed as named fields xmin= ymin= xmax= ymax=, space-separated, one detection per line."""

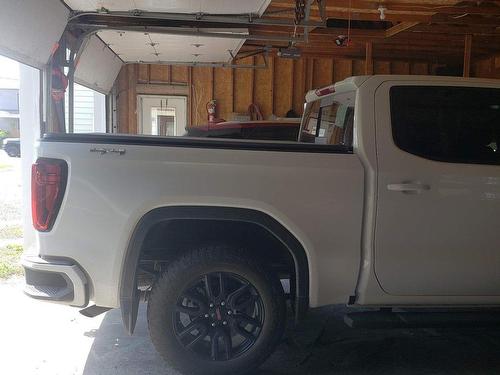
xmin=215 ymin=307 xmax=222 ymax=321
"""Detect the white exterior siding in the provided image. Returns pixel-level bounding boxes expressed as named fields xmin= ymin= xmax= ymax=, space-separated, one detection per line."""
xmin=65 ymin=84 xmax=106 ymax=133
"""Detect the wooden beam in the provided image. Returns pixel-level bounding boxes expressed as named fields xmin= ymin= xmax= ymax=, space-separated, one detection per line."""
xmin=463 ymin=34 xmax=472 ymax=77
xmin=365 ymin=42 xmax=373 ymax=75
xmin=385 ymin=22 xmax=419 ymax=38
xmin=268 ymin=0 xmax=500 ymax=16
xmin=431 ymin=13 xmax=500 ymax=27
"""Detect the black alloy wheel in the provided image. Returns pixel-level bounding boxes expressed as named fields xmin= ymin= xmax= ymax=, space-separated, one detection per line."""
xmin=147 ymin=246 xmax=286 ymax=375
xmin=174 ymin=272 xmax=264 ymax=361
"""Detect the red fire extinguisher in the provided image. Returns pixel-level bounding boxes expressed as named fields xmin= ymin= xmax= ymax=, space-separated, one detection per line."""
xmin=207 ymin=100 xmax=217 ymax=124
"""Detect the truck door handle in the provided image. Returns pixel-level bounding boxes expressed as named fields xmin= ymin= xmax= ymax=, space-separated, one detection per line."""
xmin=387 ymin=183 xmax=430 ymax=193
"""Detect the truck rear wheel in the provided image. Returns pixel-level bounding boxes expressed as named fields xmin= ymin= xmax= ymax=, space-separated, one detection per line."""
xmin=147 ymin=246 xmax=286 ymax=375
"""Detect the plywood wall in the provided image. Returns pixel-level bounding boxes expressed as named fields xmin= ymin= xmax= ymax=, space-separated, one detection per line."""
xmin=114 ymin=55 xmax=496 ymax=134
xmin=472 ymin=54 xmax=500 ymax=79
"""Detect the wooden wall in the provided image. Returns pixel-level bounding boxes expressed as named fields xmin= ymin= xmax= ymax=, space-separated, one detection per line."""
xmin=472 ymin=54 xmax=500 ymax=79
xmin=114 ymin=55 xmax=495 ymax=134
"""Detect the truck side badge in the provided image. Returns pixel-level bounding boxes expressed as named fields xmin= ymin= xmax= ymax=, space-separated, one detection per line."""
xmin=90 ymin=147 xmax=126 ymax=155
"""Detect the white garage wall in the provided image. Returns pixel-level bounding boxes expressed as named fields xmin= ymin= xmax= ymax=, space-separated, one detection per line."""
xmin=0 ymin=0 xmax=69 ymax=68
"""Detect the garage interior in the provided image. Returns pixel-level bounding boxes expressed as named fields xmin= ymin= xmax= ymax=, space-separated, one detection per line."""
xmin=1 ymin=1 xmax=500 ymax=374
xmin=26 ymin=0 xmax=499 ymax=135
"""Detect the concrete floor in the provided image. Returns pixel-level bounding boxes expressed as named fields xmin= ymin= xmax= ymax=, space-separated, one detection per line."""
xmin=2 ymin=276 xmax=500 ymax=375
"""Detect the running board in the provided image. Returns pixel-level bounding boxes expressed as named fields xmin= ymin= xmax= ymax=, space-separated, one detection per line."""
xmin=344 ymin=310 xmax=500 ymax=329
xmin=79 ymin=305 xmax=112 ymax=318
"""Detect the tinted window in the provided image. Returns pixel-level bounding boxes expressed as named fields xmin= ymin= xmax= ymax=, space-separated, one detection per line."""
xmin=390 ymin=86 xmax=500 ymax=165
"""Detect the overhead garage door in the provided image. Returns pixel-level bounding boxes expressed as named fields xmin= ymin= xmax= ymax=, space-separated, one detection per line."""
xmin=0 ymin=0 xmax=69 ymax=68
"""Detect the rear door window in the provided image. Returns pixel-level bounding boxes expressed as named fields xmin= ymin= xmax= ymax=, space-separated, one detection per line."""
xmin=390 ymin=86 xmax=500 ymax=165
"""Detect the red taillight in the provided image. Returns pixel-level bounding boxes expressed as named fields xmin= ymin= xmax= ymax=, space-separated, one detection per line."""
xmin=31 ymin=158 xmax=67 ymax=232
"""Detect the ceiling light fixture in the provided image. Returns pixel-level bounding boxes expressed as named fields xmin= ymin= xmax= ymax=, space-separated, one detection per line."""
xmin=378 ymin=5 xmax=387 ymax=20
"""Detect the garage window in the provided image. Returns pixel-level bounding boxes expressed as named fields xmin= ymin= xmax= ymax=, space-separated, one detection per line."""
xmin=390 ymin=86 xmax=500 ymax=165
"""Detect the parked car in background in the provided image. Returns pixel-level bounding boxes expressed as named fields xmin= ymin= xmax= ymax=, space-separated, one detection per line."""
xmin=2 ymin=138 xmax=20 ymax=157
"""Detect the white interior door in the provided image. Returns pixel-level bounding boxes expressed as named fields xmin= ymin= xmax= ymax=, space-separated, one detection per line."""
xmin=138 ymin=95 xmax=187 ymax=136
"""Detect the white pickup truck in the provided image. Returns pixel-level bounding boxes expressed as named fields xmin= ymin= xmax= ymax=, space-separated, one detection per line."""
xmin=23 ymin=75 xmax=500 ymax=375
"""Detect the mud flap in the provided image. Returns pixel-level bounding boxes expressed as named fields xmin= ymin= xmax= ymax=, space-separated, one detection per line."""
xmin=121 ymin=285 xmax=140 ymax=335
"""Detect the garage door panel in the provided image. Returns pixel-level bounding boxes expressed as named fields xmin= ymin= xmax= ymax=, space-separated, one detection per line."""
xmin=0 ymin=0 xmax=68 ymax=68
xmin=75 ymin=35 xmax=123 ymax=94
xmin=64 ymin=0 xmax=271 ymax=15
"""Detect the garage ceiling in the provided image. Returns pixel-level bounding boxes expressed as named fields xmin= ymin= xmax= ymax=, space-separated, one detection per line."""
xmin=97 ymin=29 xmax=247 ymax=63
xmin=64 ymin=0 xmax=271 ymax=15
xmin=256 ymin=0 xmax=500 ymax=63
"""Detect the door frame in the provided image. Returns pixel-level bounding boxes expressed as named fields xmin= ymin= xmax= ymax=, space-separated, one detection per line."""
xmin=137 ymin=94 xmax=188 ymax=135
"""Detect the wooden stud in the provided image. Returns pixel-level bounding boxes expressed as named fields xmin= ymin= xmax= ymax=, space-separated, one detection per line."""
xmin=365 ymin=42 xmax=374 ymax=75
xmin=211 ymin=67 xmax=215 ymax=100
xmin=306 ymin=58 xmax=314 ymax=91
xmin=286 ymin=60 xmax=295 ymax=109
xmin=385 ymin=22 xmax=419 ymax=38
xmin=374 ymin=60 xmax=391 ymax=74
xmin=463 ymin=34 xmax=472 ymax=77
xmin=331 ymin=59 xmax=335 ymax=84
xmin=233 ymin=57 xmax=254 ymax=114
xmin=251 ymin=56 xmax=256 ymax=105
xmin=230 ymin=67 xmax=235 ymax=113
xmin=188 ymin=67 xmax=192 ymax=127
xmin=271 ymin=56 xmax=275 ymax=115
xmin=289 ymin=59 xmax=295 ymax=112
xmin=292 ymin=59 xmax=306 ymax=115
xmin=273 ymin=57 xmax=294 ymax=117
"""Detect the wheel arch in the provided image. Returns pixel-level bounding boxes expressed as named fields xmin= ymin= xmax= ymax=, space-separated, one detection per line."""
xmin=120 ymin=206 xmax=310 ymax=334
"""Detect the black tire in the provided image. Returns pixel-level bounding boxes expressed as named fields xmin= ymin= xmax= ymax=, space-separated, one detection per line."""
xmin=5 ymin=146 xmax=19 ymax=157
xmin=147 ymin=246 xmax=286 ymax=375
